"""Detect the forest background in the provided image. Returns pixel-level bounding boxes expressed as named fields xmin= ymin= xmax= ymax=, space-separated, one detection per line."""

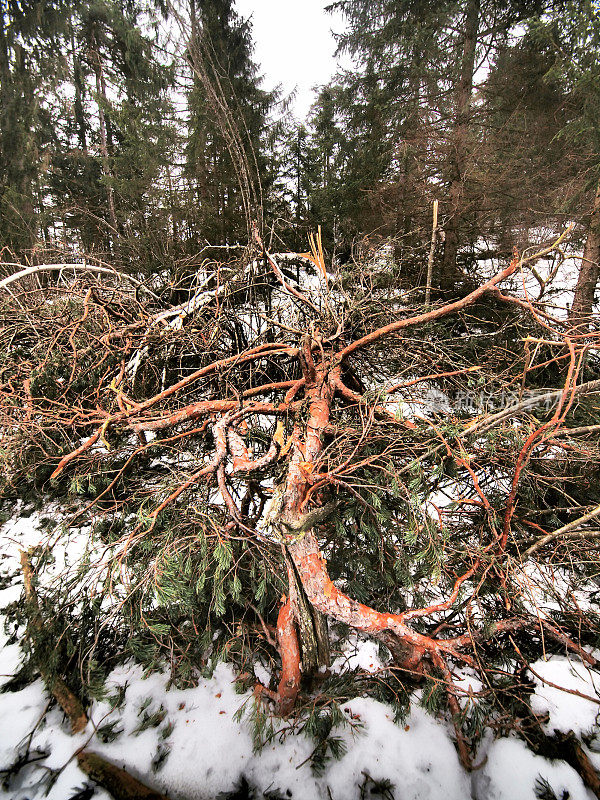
xmin=2 ymin=1 xmax=600 ymax=799
xmin=1 ymin=0 xmax=598 ymax=310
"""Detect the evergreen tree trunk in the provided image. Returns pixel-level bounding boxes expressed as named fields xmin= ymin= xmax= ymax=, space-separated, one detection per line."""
xmin=90 ymin=31 xmax=118 ymax=246
xmin=0 ymin=12 xmax=12 ymax=147
xmin=440 ymin=0 xmax=480 ymax=291
xmin=0 ymin=21 xmax=36 ymax=254
xmin=570 ymin=181 xmax=600 ymax=322
xmin=284 ymin=550 xmax=330 ymax=673
xmin=70 ymin=18 xmax=87 ymax=152
xmin=295 ymin=129 xmax=302 ymax=224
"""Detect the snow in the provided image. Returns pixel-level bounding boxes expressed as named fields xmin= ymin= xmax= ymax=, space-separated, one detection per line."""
xmin=331 ymin=633 xmax=387 ymax=674
xmin=473 ymin=736 xmax=592 ymax=800
xmin=90 ymin=662 xmax=261 ymax=799
xmin=0 ymin=684 xmax=111 ymax=800
xmin=327 ymin=699 xmax=471 ymax=800
xmin=0 ymin=653 xmax=470 ymax=800
xmin=529 ymin=656 xmax=600 ymax=736
xmin=513 ymin=560 xmax=600 ymax=619
xmin=2 ymin=508 xmax=600 ymax=799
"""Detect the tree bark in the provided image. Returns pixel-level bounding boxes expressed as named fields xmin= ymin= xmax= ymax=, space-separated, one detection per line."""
xmin=77 ymin=752 xmax=170 ymax=800
xmin=570 ymin=181 xmax=600 ymax=322
xmin=285 ymin=549 xmax=330 ymax=673
xmin=274 ymin=596 xmax=301 ymax=715
xmin=440 ymin=0 xmax=480 ymax=291
xmin=90 ymin=29 xmax=118 ymax=246
xmin=70 ymin=16 xmax=87 ymax=152
xmin=279 ymin=361 xmax=428 ymax=674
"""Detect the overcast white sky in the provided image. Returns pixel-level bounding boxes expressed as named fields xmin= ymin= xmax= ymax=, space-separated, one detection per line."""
xmin=233 ymin=0 xmax=349 ymax=121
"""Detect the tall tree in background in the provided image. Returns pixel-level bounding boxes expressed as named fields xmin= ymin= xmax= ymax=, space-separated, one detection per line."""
xmin=323 ymin=0 xmax=552 ymax=288
xmin=314 ymin=1 xmax=447 ymax=263
xmin=0 ymin=0 xmax=70 ymax=254
xmin=541 ymin=1 xmax=600 ymax=321
xmin=439 ymin=0 xmax=480 ymax=289
xmin=476 ymin=29 xmax=573 ymax=256
xmin=306 ymin=86 xmax=348 ymax=249
xmin=184 ymin=0 xmax=275 ymax=245
xmin=48 ymin=0 xmax=175 ymax=270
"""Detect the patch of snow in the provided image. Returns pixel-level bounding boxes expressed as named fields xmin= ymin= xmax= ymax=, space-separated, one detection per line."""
xmin=473 ymin=736 xmax=590 ymax=800
xmin=328 ymin=698 xmax=471 ymax=800
xmin=529 ymin=656 xmax=600 ymax=736
xmin=253 ymin=660 xmax=271 ymax=687
xmin=454 ymin=671 xmax=485 ymax=707
xmin=331 ymin=634 xmax=387 ymax=675
xmin=1 ymin=509 xmax=599 ymax=800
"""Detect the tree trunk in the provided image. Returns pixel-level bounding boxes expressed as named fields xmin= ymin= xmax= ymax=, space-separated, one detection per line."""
xmin=0 ymin=24 xmax=37 ymax=254
xmin=570 ymin=181 xmax=600 ymax=322
xmin=90 ymin=29 xmax=118 ymax=246
xmin=285 ymin=549 xmax=330 ymax=673
xmin=70 ymin=17 xmax=87 ymax=152
xmin=279 ymin=358 xmax=426 ymax=677
xmin=287 ymin=530 xmax=428 ymax=671
xmin=0 ymin=11 xmax=12 ymax=139
xmin=440 ymin=0 xmax=480 ymax=291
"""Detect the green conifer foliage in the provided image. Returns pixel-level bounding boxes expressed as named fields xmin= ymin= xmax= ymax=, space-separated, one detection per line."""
xmin=0 ymin=0 xmax=71 ymax=253
xmin=184 ymin=0 xmax=276 ymax=246
xmin=48 ymin=0 xmax=176 ymax=271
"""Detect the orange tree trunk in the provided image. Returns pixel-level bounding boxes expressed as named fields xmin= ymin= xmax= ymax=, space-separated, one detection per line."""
xmin=284 ymin=549 xmax=330 ymax=674
xmin=278 ymin=360 xmax=431 ymax=673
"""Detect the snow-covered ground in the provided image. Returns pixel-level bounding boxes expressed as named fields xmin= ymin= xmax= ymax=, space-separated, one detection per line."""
xmin=1 ymin=511 xmax=600 ymax=800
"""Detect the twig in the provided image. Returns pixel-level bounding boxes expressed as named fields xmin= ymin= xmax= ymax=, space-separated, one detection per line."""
xmin=425 ymin=199 xmax=438 ymax=305
xmin=522 ymin=503 xmax=600 ymax=558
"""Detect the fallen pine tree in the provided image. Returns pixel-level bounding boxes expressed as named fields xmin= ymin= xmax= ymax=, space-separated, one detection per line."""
xmin=1 ymin=230 xmax=600 ymax=790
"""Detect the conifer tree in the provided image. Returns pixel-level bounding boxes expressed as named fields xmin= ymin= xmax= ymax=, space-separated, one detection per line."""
xmin=48 ymin=0 xmax=175 ymax=271
xmin=184 ymin=0 xmax=275 ymax=245
xmin=323 ymin=0 xmax=547 ymax=287
xmin=540 ymin=1 xmax=600 ymax=321
xmin=0 ymin=0 xmax=70 ymax=254
xmin=475 ymin=28 xmax=573 ymax=255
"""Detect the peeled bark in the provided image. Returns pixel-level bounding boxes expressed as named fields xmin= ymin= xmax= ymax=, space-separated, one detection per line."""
xmin=275 ymin=598 xmax=301 ymax=715
xmin=288 ymin=530 xmax=434 ymax=670
xmin=285 ymin=550 xmax=330 ymax=674
xmin=570 ymin=181 xmax=600 ymax=322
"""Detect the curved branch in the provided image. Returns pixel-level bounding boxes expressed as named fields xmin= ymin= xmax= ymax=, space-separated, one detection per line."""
xmin=338 ymin=229 xmax=572 ymax=361
xmin=133 ymin=400 xmax=282 ymax=433
xmin=252 ymin=227 xmax=322 ymax=315
xmin=522 ymin=502 xmax=600 ymax=559
xmin=228 ymin=425 xmax=280 ymax=473
xmin=0 ymin=262 xmax=160 ymax=300
xmin=337 ymin=255 xmax=521 ymax=360
xmin=287 ymin=531 xmax=469 ymax=665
